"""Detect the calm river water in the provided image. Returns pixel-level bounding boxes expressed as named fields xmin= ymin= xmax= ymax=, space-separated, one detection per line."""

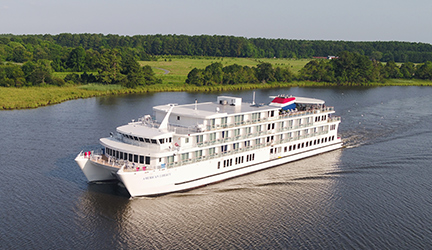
xmin=0 ymin=87 xmax=431 ymax=249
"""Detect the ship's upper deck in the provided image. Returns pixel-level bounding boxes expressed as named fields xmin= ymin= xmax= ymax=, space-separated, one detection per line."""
xmin=153 ymin=96 xmax=326 ymax=120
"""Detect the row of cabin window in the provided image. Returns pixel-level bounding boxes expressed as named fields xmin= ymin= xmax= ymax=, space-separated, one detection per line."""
xmin=315 ymin=115 xmax=327 ymax=122
xmin=196 ymin=124 xmax=329 ymax=143
xmin=270 ymin=135 xmax=336 ymax=154
xmin=105 ymin=147 xmax=151 ymax=164
xmin=217 ymin=153 xmax=256 ymax=169
xmin=121 ymin=133 xmax=172 ymax=144
xmin=204 ymin=111 xmax=328 ymax=131
xmin=215 ymin=112 xmax=326 ymax=126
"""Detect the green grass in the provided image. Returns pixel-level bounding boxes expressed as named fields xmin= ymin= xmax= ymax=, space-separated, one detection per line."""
xmin=0 ymin=86 xmax=100 ymax=110
xmin=78 ymin=83 xmax=124 ymax=91
xmin=140 ymin=56 xmax=310 ymax=84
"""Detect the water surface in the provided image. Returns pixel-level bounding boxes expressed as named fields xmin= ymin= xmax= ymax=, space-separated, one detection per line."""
xmin=0 ymin=87 xmax=431 ymax=249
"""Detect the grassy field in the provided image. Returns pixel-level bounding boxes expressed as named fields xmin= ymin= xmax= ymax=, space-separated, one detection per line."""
xmin=140 ymin=57 xmax=310 ymax=84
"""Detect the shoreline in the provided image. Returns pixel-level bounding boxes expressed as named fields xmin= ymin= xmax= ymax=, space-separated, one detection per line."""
xmin=1 ymin=80 xmax=431 ymax=110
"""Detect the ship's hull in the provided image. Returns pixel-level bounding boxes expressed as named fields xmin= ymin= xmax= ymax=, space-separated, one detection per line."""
xmin=77 ymin=139 xmax=342 ymax=197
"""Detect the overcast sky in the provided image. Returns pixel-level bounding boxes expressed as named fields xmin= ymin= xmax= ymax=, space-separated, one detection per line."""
xmin=1 ymin=0 xmax=431 ymax=44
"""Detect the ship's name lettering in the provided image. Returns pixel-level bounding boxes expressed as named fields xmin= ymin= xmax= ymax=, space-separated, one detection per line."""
xmin=143 ymin=173 xmax=171 ymax=181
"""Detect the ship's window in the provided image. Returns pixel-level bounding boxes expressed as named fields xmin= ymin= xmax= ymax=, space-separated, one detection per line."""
xmin=140 ymin=156 xmax=144 ymax=164
xmin=289 ymin=145 xmax=292 ymax=151
xmin=302 ymin=143 xmax=305 ymax=148
xmin=159 ymin=158 xmax=162 ymax=162
xmin=270 ymin=148 xmax=274 ymax=154
xmin=246 ymin=155 xmax=249 ymax=162
xmin=168 ymin=156 xmax=174 ymax=163
xmin=134 ymin=155 xmax=138 ymax=163
xmin=185 ymin=138 xmax=189 ymax=143
xmin=209 ymin=147 xmax=215 ymax=155
xmin=145 ymin=138 xmax=150 ymax=143
xmin=256 ymin=125 xmax=261 ymax=132
xmin=235 ymin=115 xmax=244 ymax=124
xmin=306 ymin=142 xmax=309 ymax=147
xmin=116 ymin=151 xmax=119 ymax=158
xmin=221 ymin=117 xmax=228 ymax=125
xmin=151 ymin=139 xmax=157 ymax=144
xmin=169 ymin=137 xmax=172 ymax=142
xmin=124 ymin=153 xmax=128 ymax=160
xmin=223 ymin=160 xmax=226 ymax=167
xmin=145 ymin=156 xmax=150 ymax=165
xmin=139 ymin=137 xmax=144 ymax=142
xmin=222 ymin=131 xmax=227 ymax=138
xmin=284 ymin=147 xmax=287 ymax=152
xmin=129 ymin=154 xmax=133 ymax=161
xmin=159 ymin=139 xmax=164 ymax=144
xmin=252 ymin=154 xmax=254 ymax=160
xmin=293 ymin=145 xmax=296 ymax=150
xmin=120 ymin=152 xmax=123 ymax=159
xmin=177 ymin=116 xmax=180 ymax=120
xmin=218 ymin=162 xmax=220 ymax=169
xmin=134 ymin=136 xmax=138 ymax=141
xmin=230 ymin=159 xmax=232 ymax=166
xmin=241 ymin=156 xmax=244 ymax=163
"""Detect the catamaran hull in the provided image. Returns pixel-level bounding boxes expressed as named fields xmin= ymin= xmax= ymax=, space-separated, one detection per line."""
xmin=75 ymin=155 xmax=118 ymax=182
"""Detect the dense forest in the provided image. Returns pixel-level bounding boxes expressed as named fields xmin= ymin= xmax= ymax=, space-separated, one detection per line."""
xmin=2 ymin=33 xmax=432 ymax=87
xmin=2 ymin=33 xmax=432 ymax=62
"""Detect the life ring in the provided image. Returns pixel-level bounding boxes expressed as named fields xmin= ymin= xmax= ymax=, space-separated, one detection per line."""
xmin=175 ymin=143 xmax=179 ymax=147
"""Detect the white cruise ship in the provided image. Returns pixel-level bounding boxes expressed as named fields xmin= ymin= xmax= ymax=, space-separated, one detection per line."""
xmin=75 ymin=94 xmax=342 ymax=197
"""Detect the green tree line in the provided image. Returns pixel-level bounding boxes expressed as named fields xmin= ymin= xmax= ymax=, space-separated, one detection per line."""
xmin=0 ymin=47 xmax=160 ymax=87
xmin=298 ymin=51 xmax=432 ymax=83
xmin=2 ymin=34 xmax=432 ymax=63
xmin=186 ymin=52 xmax=432 ymax=86
xmin=186 ymin=62 xmax=294 ymax=86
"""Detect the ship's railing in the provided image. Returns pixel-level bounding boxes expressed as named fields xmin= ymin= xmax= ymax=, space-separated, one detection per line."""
xmin=101 ymin=116 xmax=339 ymax=173
xmin=328 ymin=116 xmax=341 ymax=122
xmin=163 ymin=130 xmax=335 ymax=169
xmin=128 ymin=107 xmax=336 ymax=135
xmin=112 ymin=128 xmax=337 ymax=172
xmin=204 ymin=106 xmax=335 ymax=132
xmin=196 ymin=121 xmax=331 ymax=147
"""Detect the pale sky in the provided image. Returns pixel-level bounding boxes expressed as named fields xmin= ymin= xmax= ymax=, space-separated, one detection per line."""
xmin=1 ymin=0 xmax=431 ymax=44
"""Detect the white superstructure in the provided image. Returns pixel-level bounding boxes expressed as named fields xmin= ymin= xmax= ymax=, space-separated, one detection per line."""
xmin=75 ymin=94 xmax=342 ymax=197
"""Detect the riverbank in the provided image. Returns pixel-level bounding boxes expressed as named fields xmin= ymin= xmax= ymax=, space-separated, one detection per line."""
xmin=1 ymin=79 xmax=431 ymax=110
